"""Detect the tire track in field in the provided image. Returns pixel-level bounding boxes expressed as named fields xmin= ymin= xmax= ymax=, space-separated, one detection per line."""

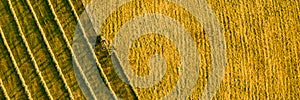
xmin=24 ymin=0 xmax=74 ymax=99
xmin=6 ymin=0 xmax=54 ymax=99
xmin=0 ymin=27 xmax=31 ymax=100
xmin=0 ymin=0 xmax=48 ymax=99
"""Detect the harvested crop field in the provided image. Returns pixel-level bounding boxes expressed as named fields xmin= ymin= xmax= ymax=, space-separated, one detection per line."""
xmin=0 ymin=0 xmax=299 ymax=99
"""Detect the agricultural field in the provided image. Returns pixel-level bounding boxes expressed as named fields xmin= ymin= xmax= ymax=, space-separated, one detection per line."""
xmin=0 ymin=0 xmax=299 ymax=100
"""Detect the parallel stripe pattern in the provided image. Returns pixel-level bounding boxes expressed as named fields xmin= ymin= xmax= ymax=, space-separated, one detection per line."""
xmin=24 ymin=0 xmax=74 ymax=99
xmin=66 ymin=0 xmax=118 ymax=98
xmin=0 ymin=27 xmax=32 ymax=100
xmin=6 ymin=0 xmax=53 ymax=99
xmin=1 ymin=0 xmax=114 ymax=99
xmin=45 ymin=0 xmax=97 ymax=99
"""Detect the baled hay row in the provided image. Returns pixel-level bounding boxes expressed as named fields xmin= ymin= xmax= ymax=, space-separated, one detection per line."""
xmin=7 ymin=0 xmax=53 ymax=99
xmin=46 ymin=0 xmax=97 ymax=99
xmin=66 ymin=0 xmax=118 ymax=98
xmin=24 ymin=0 xmax=74 ymax=99
xmin=0 ymin=78 xmax=10 ymax=100
xmin=0 ymin=27 xmax=32 ymax=100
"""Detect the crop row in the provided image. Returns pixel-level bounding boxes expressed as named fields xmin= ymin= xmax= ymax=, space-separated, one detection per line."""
xmin=0 ymin=0 xmax=126 ymax=99
xmin=0 ymin=0 xmax=50 ymax=99
xmin=0 ymin=27 xmax=32 ymax=100
xmin=9 ymin=0 xmax=62 ymax=99
xmin=49 ymin=0 xmax=119 ymax=99
xmin=0 ymin=0 xmax=93 ymax=99
xmin=0 ymin=76 xmax=10 ymax=100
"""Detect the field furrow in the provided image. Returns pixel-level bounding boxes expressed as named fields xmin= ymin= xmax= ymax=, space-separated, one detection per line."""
xmin=24 ymin=0 xmax=75 ymax=99
xmin=0 ymin=0 xmax=48 ymax=99
xmin=0 ymin=27 xmax=32 ymax=100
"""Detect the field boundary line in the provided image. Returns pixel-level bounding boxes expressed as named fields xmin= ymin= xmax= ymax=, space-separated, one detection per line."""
xmin=7 ymin=0 xmax=53 ymax=99
xmin=0 ymin=78 xmax=10 ymax=100
xmin=46 ymin=0 xmax=97 ymax=99
xmin=66 ymin=0 xmax=118 ymax=98
xmin=24 ymin=0 xmax=74 ymax=99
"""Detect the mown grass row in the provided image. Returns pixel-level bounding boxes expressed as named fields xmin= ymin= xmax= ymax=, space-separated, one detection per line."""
xmin=0 ymin=0 xmax=50 ymax=99
xmin=49 ymin=0 xmax=82 ymax=43
xmin=68 ymin=0 xmax=118 ymax=98
xmin=0 ymin=82 xmax=6 ymax=100
xmin=0 ymin=0 xmax=92 ymax=98
xmin=47 ymin=0 xmax=98 ymax=98
xmin=1 ymin=0 xmax=137 ymax=99
xmin=71 ymin=0 xmax=139 ymax=99
xmin=0 ymin=27 xmax=31 ymax=100
xmin=28 ymin=0 xmax=97 ymax=99
xmin=6 ymin=0 xmax=54 ymax=99
xmin=49 ymin=0 xmax=121 ymax=99
xmin=0 ymin=73 xmax=10 ymax=100
xmin=24 ymin=0 xmax=74 ymax=99
xmin=0 ymin=37 xmax=28 ymax=99
xmin=3 ymin=0 xmax=81 ymax=99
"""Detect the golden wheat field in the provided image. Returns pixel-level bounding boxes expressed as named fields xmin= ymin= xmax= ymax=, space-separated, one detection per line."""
xmin=0 ymin=0 xmax=299 ymax=99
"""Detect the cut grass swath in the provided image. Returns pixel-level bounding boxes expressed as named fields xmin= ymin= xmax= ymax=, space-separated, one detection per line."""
xmin=67 ymin=0 xmax=139 ymax=99
xmin=0 ymin=1 xmax=47 ymax=98
xmin=0 ymin=37 xmax=11 ymax=100
xmin=78 ymin=1 xmax=140 ymax=99
xmin=0 ymin=78 xmax=10 ymax=100
xmin=0 ymin=27 xmax=32 ymax=100
xmin=6 ymin=0 xmax=53 ymax=99
xmin=45 ymin=0 xmax=97 ymax=99
xmin=65 ymin=0 xmax=118 ymax=99
xmin=24 ymin=0 xmax=74 ymax=99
